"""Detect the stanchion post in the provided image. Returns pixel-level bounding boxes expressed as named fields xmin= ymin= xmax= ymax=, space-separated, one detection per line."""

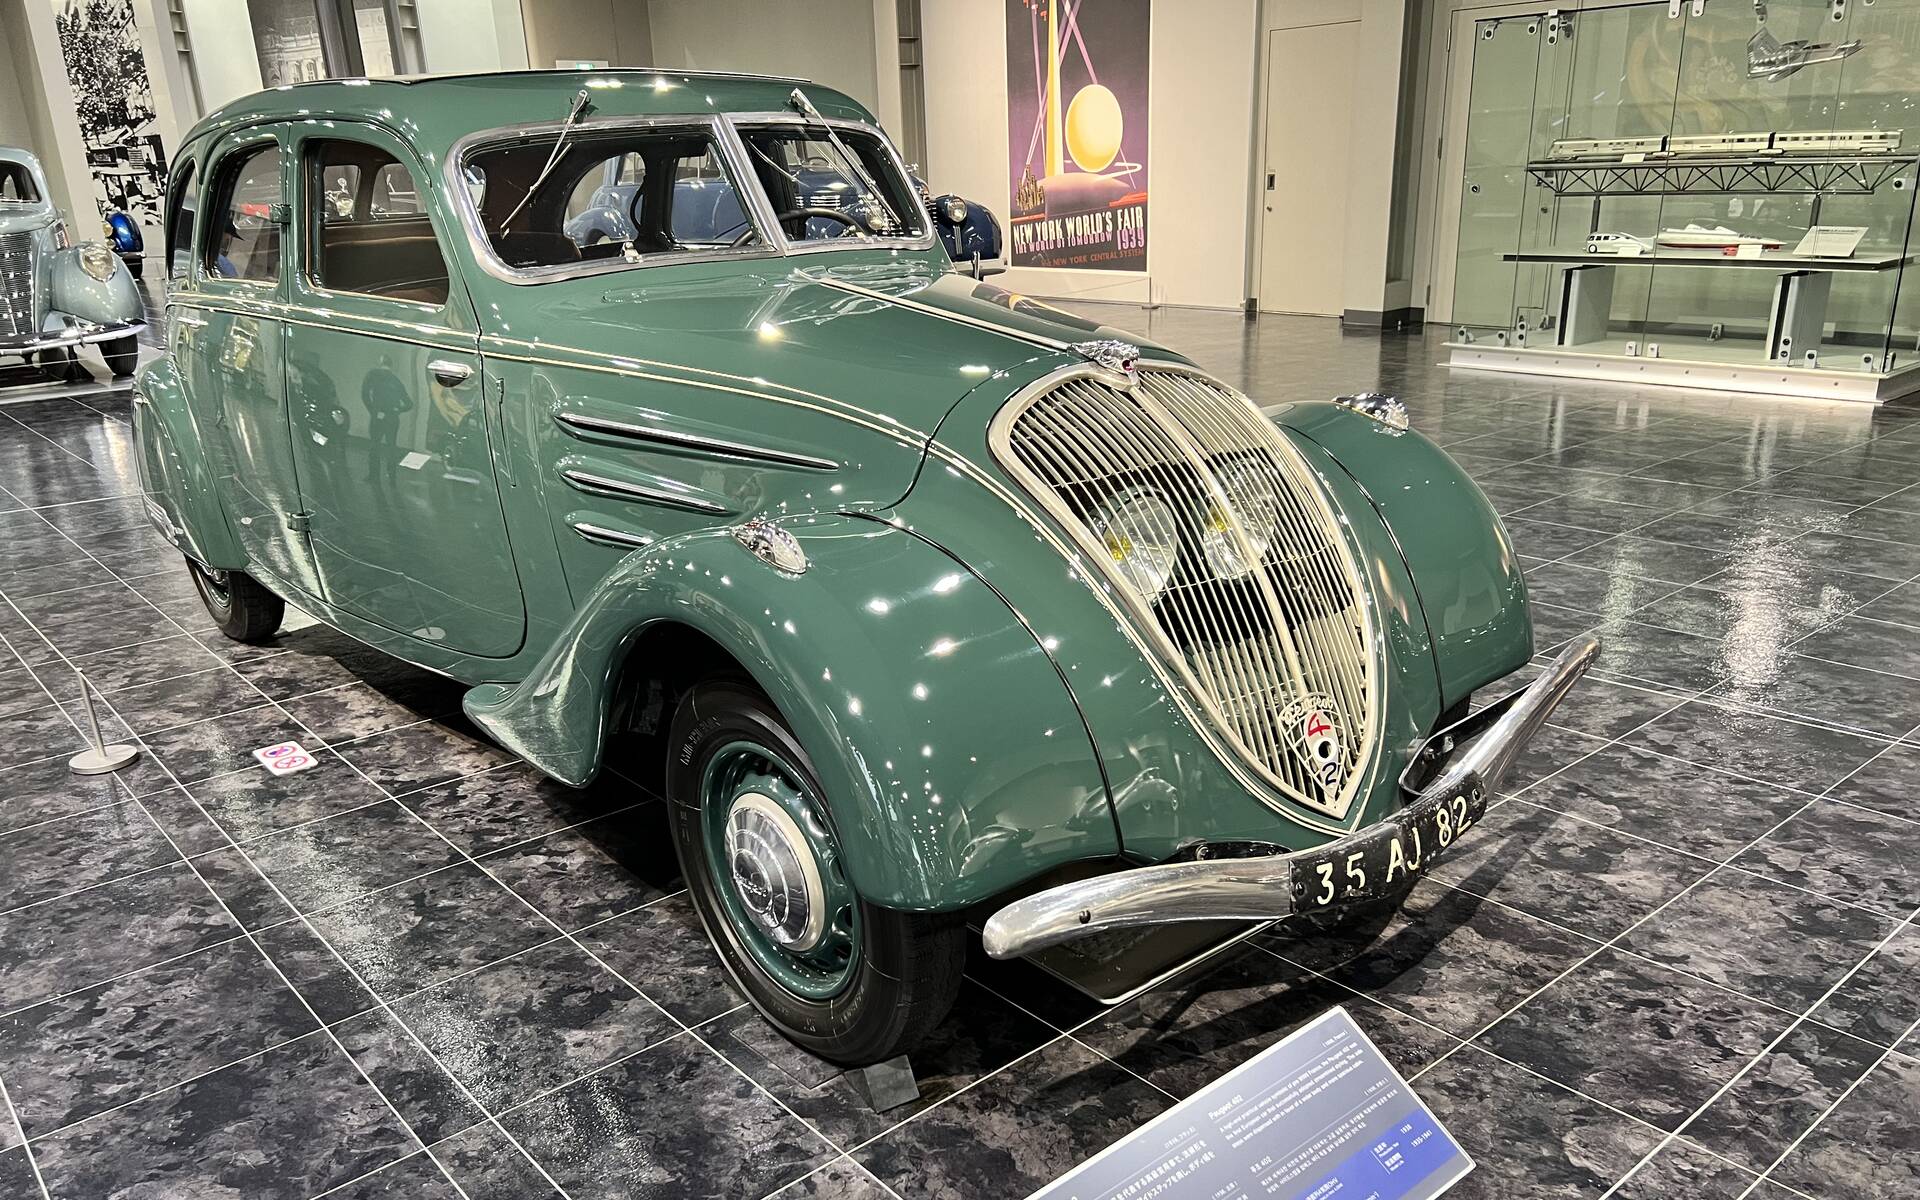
xmin=68 ymin=669 xmax=140 ymax=775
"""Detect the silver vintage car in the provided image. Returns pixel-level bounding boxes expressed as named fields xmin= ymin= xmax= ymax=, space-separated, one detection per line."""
xmin=0 ymin=146 xmax=145 ymax=380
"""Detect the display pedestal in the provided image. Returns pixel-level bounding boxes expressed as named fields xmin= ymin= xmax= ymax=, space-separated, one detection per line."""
xmin=1445 ymin=338 xmax=1920 ymax=403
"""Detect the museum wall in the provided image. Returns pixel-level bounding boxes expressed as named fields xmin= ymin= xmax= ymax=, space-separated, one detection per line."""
xmin=521 ymin=0 xmax=652 ymax=69
xmin=647 ymin=0 xmax=884 ymax=117
xmin=921 ymin=0 xmax=1260 ymax=310
xmin=1 ymin=0 xmax=95 ymax=225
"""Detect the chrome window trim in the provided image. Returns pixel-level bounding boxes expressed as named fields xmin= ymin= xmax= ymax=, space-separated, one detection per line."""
xmin=987 ymin=360 xmax=1385 ymax=823
xmin=293 ymin=124 xmax=457 ymax=317
xmin=722 ymin=112 xmax=936 ymax=255
xmin=444 ymin=113 xmax=782 ymax=286
xmin=195 ymin=130 xmax=287 ymax=293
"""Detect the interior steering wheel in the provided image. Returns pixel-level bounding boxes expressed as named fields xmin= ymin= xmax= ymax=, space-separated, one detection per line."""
xmin=730 ymin=207 xmax=867 ymax=248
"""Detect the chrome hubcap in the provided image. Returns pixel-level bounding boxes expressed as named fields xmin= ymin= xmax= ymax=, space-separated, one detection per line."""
xmin=723 ymin=791 xmax=827 ymax=952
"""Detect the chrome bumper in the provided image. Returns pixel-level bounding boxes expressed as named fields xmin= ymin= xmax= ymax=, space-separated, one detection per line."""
xmin=0 ymin=318 xmax=146 ymax=356
xmin=981 ymin=635 xmax=1602 ymax=959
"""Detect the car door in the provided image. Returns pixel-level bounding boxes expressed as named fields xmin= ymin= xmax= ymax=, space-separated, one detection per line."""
xmin=282 ymin=123 xmax=526 ymax=658
xmin=174 ymin=127 xmax=327 ymax=599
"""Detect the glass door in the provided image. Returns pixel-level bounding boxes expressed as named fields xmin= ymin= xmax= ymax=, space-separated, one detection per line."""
xmin=1452 ymin=15 xmax=1546 ymax=330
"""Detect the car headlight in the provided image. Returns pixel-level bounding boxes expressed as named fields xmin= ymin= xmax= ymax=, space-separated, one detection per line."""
xmin=79 ymin=242 xmax=116 ymax=283
xmin=940 ymin=196 xmax=969 ymax=223
xmin=1200 ymin=461 xmax=1282 ymax=579
xmin=1090 ymin=487 xmax=1179 ymax=602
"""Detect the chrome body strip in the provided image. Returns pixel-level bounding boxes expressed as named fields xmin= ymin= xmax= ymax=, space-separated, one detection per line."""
xmin=980 ymin=636 xmax=1602 ymax=960
xmin=554 ymin=410 xmax=839 ymax=470
xmin=561 ymin=467 xmax=730 ymax=514
xmin=570 ymin=521 xmax=655 ymax=549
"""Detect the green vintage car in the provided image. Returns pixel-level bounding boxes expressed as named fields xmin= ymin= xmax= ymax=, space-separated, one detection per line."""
xmin=135 ymin=70 xmax=1597 ymax=1065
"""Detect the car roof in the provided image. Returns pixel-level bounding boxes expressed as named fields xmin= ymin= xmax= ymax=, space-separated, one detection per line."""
xmin=185 ymin=69 xmax=876 ymax=154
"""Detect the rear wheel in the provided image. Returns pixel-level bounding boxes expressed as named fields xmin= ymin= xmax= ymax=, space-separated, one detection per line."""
xmin=666 ymin=681 xmax=964 ymax=1065
xmin=189 ymin=560 xmax=284 ymax=643
xmin=101 ymin=336 xmax=139 ymax=378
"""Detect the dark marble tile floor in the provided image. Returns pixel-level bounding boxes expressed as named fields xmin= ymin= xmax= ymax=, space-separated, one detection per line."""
xmin=2 ymin=309 xmax=1917 ymax=1197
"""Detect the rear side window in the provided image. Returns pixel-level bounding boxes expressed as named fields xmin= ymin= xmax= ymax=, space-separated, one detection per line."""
xmin=164 ymin=159 xmax=197 ymax=280
xmin=207 ymin=144 xmax=282 ymax=283
xmin=305 ymin=139 xmax=448 ymax=305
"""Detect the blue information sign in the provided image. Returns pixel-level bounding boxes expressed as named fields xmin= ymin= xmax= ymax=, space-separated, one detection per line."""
xmin=1027 ymin=1006 xmax=1472 ymax=1200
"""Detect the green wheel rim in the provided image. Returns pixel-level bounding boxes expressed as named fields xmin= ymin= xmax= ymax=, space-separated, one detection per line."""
xmin=700 ymin=739 xmax=859 ymax=1000
xmin=193 ymin=564 xmax=232 ymax=608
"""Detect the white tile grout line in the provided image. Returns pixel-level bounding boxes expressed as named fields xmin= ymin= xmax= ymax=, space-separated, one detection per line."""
xmin=1409 ymin=724 xmax=1920 ymax=1186
xmin=0 ymin=614 xmax=499 ymax=1200
xmin=0 ymin=521 xmax=854 ymax=1195
xmin=0 ymin=1073 xmax=51 ymax=1200
xmin=1734 ymin=1010 xmax=1920 ymax=1198
xmin=1403 ymin=696 xmax=1920 ymax=1089
xmin=1239 ymin=934 xmax=1831 ymax=1200
xmin=8 ymin=373 xmax=1919 ymax=1186
xmin=1604 ymin=900 xmax=1920 ymax=1198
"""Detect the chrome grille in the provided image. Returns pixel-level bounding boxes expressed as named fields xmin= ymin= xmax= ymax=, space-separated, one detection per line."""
xmin=993 ymin=366 xmax=1377 ymax=818
xmin=0 ymin=232 xmax=34 ymax=340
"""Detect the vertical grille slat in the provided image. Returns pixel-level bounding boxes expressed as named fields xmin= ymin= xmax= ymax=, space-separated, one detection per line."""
xmin=992 ymin=366 xmax=1379 ymax=819
xmin=0 ymin=232 xmax=36 ymax=340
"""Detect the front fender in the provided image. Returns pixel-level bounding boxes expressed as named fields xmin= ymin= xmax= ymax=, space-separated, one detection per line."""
xmin=49 ymin=246 xmax=142 ymax=325
xmin=464 ymin=514 xmax=1118 ymax=910
xmin=132 ymin=358 xmax=244 ymax=568
xmin=1277 ymin=401 xmax=1533 ymax=707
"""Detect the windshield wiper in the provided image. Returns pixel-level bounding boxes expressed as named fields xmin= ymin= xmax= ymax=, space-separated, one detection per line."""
xmin=787 ymin=87 xmax=904 ymax=234
xmin=494 ymin=88 xmax=593 ymax=237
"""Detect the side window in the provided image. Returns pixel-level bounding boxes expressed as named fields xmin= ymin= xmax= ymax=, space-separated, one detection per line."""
xmin=164 ymin=158 xmax=198 ymax=280
xmin=306 ymin=139 xmax=448 ymax=305
xmin=206 ymin=144 xmax=282 ymax=283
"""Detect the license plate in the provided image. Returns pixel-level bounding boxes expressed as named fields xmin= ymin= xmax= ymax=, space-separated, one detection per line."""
xmin=1290 ymin=787 xmax=1486 ymax=910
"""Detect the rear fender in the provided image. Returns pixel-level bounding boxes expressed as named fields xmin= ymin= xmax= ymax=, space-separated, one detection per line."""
xmin=464 ymin=514 xmax=1118 ymax=910
xmin=131 ymin=358 xmax=244 ymax=568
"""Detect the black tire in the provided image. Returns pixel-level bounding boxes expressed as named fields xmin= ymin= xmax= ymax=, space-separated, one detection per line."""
xmin=188 ymin=560 xmax=285 ymax=643
xmin=666 ymin=680 xmax=965 ymax=1065
xmin=33 ymin=348 xmax=78 ymax=382
xmin=127 ymin=259 xmax=143 ymax=280
xmin=101 ymin=336 xmax=139 ymax=378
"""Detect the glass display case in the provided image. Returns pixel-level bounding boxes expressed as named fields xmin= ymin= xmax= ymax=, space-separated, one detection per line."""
xmin=1445 ymin=0 xmax=1920 ymax=401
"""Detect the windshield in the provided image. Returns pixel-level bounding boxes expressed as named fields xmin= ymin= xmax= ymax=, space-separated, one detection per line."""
xmin=0 ymin=161 xmax=39 ymax=204
xmin=735 ymin=123 xmax=926 ymax=243
xmin=464 ymin=124 xmax=753 ymax=271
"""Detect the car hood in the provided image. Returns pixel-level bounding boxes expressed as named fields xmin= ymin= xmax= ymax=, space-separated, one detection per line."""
xmin=481 ymin=254 xmax=1171 ymax=454
xmin=0 ymin=204 xmax=55 ymax=237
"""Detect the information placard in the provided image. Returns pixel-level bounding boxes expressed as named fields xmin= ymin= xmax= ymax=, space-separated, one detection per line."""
xmin=1027 ymin=1006 xmax=1471 ymax=1200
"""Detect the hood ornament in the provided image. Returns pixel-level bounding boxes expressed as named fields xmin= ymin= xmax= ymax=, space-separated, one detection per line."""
xmin=1073 ymin=339 xmax=1141 ymax=385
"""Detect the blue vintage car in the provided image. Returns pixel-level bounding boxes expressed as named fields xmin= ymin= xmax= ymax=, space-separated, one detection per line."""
xmin=0 ymin=146 xmax=146 ymax=379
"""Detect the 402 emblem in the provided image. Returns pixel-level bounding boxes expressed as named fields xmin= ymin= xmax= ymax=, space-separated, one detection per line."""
xmin=1278 ymin=696 xmax=1344 ymax=789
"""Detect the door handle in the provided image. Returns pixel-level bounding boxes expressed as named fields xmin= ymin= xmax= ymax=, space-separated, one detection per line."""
xmin=427 ymin=359 xmax=473 ymax=387
xmin=173 ymin=312 xmax=208 ymax=329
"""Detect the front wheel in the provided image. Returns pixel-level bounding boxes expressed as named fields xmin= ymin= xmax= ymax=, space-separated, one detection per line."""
xmin=666 ymin=681 xmax=964 ymax=1065
xmin=188 ymin=560 xmax=284 ymax=643
xmin=101 ymin=336 xmax=139 ymax=378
